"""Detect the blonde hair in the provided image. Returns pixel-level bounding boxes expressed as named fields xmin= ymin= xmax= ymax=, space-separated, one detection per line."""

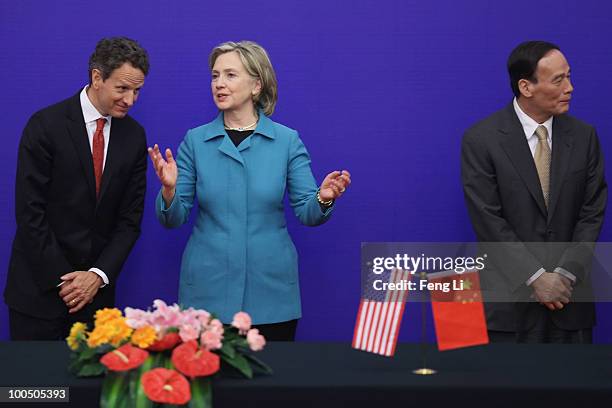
xmin=209 ymin=41 xmax=278 ymax=116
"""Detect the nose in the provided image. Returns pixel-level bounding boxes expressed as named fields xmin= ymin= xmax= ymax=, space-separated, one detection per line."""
xmin=215 ymin=75 xmax=226 ymax=89
xmin=123 ymin=91 xmax=136 ymax=107
xmin=565 ymin=77 xmax=574 ymax=94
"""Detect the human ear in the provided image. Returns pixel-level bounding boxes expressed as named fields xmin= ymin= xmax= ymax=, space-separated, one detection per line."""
xmin=91 ymin=69 xmax=103 ymax=89
xmin=518 ymin=78 xmax=533 ymax=98
xmin=252 ymin=79 xmax=262 ymax=96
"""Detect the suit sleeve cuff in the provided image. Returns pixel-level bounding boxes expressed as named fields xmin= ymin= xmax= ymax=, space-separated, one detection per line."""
xmin=89 ymin=268 xmax=109 ymax=287
xmin=526 ymin=268 xmax=546 ymax=286
xmin=553 ymin=267 xmax=577 ymax=284
xmin=159 ymin=189 xmax=176 ymax=213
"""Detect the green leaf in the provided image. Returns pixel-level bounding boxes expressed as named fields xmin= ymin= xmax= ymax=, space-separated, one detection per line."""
xmin=78 ymin=346 xmax=98 ymax=361
xmin=243 ymin=353 xmax=273 ymax=375
xmin=100 ymin=372 xmax=129 ymax=408
xmin=189 ymin=377 xmax=213 ymax=408
xmin=77 ymin=362 xmax=106 ymax=377
xmin=134 ymin=357 xmax=155 ymax=408
xmin=164 ymin=354 xmax=175 ymax=369
xmin=153 ymin=352 xmax=166 ymax=368
xmin=222 ymin=329 xmax=240 ymax=341
xmin=68 ymin=354 xmax=84 ymax=375
xmin=219 ymin=343 xmax=236 ymax=358
xmin=234 ymin=338 xmax=249 ymax=349
xmin=221 ymin=353 xmax=253 ymax=379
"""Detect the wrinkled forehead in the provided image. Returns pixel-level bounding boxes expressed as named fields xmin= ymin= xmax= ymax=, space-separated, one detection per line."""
xmin=212 ymin=51 xmax=245 ymax=71
xmin=535 ymin=49 xmax=570 ymax=78
xmin=109 ymin=63 xmax=145 ymax=86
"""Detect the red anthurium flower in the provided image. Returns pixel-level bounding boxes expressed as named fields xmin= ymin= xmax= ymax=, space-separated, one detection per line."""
xmin=147 ymin=332 xmax=181 ymax=352
xmin=141 ymin=368 xmax=191 ymax=405
xmin=100 ymin=344 xmax=149 ymax=371
xmin=171 ymin=340 xmax=220 ymax=377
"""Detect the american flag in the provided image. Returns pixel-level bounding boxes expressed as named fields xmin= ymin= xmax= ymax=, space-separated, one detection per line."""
xmin=352 ymin=268 xmax=410 ymax=356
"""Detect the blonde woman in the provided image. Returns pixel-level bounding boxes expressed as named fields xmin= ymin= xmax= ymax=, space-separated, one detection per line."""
xmin=149 ymin=41 xmax=351 ymax=340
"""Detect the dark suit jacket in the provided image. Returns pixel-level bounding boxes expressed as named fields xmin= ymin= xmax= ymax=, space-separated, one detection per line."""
xmin=461 ymin=102 xmax=607 ymax=331
xmin=4 ymin=91 xmax=147 ymax=320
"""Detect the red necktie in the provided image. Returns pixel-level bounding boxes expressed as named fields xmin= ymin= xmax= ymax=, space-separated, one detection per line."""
xmin=93 ymin=118 xmax=106 ymax=197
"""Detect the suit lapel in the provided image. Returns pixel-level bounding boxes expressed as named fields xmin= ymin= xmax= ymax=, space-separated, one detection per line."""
xmin=499 ymin=104 xmax=548 ymax=217
xmin=66 ymin=94 xmax=96 ymax=202
xmin=218 ymin=134 xmax=245 ymax=165
xmin=547 ymin=115 xmax=573 ymax=222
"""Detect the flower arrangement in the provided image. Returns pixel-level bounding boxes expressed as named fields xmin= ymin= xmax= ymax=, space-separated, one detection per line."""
xmin=66 ymin=300 xmax=270 ymax=407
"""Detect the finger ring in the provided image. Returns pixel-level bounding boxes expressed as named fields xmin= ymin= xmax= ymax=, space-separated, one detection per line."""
xmin=71 ymin=299 xmax=77 ymax=305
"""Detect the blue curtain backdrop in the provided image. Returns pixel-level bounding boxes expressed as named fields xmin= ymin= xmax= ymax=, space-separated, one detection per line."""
xmin=1 ymin=0 xmax=610 ymax=342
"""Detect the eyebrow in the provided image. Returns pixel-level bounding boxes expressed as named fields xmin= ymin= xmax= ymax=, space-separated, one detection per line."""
xmin=115 ymin=82 xmax=143 ymax=90
xmin=552 ymin=70 xmax=570 ymax=81
xmin=211 ymin=68 xmax=239 ymax=73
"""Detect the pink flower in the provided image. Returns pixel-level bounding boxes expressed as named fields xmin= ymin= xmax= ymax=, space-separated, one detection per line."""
xmin=193 ymin=310 xmax=211 ymax=326
xmin=153 ymin=299 xmax=170 ymax=315
xmin=151 ymin=300 xmax=181 ymax=329
xmin=231 ymin=312 xmax=252 ymax=334
xmin=124 ymin=307 xmax=151 ymax=329
xmin=200 ymin=330 xmax=223 ymax=350
xmin=179 ymin=324 xmax=199 ymax=343
xmin=179 ymin=309 xmax=202 ymax=332
xmin=208 ymin=319 xmax=224 ymax=336
xmin=246 ymin=328 xmax=266 ymax=351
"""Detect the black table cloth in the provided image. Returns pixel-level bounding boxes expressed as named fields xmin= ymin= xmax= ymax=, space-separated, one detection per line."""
xmin=0 ymin=341 xmax=610 ymax=407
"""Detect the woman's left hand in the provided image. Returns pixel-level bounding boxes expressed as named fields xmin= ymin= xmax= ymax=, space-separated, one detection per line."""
xmin=319 ymin=170 xmax=351 ymax=201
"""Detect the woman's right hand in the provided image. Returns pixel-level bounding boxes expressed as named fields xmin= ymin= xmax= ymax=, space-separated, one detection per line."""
xmin=148 ymin=144 xmax=178 ymax=203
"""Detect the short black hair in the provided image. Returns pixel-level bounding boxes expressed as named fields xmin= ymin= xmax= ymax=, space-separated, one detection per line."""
xmin=507 ymin=41 xmax=560 ymax=98
xmin=88 ymin=37 xmax=150 ymax=84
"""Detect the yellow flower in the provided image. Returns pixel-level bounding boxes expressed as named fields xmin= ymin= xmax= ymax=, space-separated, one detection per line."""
xmin=109 ymin=317 xmax=133 ymax=347
xmin=87 ymin=324 xmax=114 ymax=348
xmin=131 ymin=326 xmax=157 ymax=348
xmin=66 ymin=322 xmax=88 ymax=350
xmin=94 ymin=308 xmax=123 ymax=326
xmin=87 ymin=316 xmax=133 ymax=348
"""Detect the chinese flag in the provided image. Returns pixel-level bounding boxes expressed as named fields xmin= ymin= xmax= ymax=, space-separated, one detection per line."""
xmin=428 ymin=270 xmax=489 ymax=351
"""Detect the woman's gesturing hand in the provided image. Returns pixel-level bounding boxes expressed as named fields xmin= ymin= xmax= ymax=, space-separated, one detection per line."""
xmin=148 ymin=144 xmax=177 ymax=188
xmin=148 ymin=144 xmax=178 ymax=204
xmin=319 ymin=170 xmax=351 ymax=202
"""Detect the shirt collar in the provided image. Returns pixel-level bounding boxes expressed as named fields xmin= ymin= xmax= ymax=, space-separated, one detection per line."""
xmin=513 ymin=97 xmax=552 ymax=140
xmin=203 ymin=109 xmax=275 ymax=141
xmin=79 ymin=86 xmax=112 ymax=125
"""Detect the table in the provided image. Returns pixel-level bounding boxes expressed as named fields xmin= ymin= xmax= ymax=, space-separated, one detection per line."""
xmin=0 ymin=341 xmax=611 ymax=407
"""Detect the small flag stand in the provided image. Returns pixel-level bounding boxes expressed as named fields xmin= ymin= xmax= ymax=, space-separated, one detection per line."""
xmin=412 ymin=272 xmax=437 ymax=375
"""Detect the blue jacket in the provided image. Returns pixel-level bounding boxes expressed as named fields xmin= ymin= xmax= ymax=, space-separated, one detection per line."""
xmin=156 ymin=112 xmax=333 ymax=324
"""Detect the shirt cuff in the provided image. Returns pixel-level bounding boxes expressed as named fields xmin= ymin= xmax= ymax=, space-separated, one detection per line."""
xmin=525 ymin=267 xmax=546 ymax=286
xmin=89 ymin=268 xmax=109 ymax=287
xmin=553 ymin=267 xmax=577 ymax=284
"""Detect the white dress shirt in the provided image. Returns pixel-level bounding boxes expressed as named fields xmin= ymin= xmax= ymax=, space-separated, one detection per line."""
xmin=78 ymin=86 xmax=111 ymax=286
xmin=512 ymin=98 xmax=576 ymax=286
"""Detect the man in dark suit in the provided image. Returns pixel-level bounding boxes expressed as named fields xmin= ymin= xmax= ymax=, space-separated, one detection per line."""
xmin=4 ymin=37 xmax=149 ymax=340
xmin=461 ymin=41 xmax=607 ymax=343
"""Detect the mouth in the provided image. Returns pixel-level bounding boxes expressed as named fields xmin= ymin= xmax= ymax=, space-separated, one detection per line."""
xmin=216 ymin=93 xmax=229 ymax=100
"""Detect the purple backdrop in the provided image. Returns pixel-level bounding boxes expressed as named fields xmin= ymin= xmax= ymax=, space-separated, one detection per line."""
xmin=1 ymin=0 xmax=610 ymax=342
